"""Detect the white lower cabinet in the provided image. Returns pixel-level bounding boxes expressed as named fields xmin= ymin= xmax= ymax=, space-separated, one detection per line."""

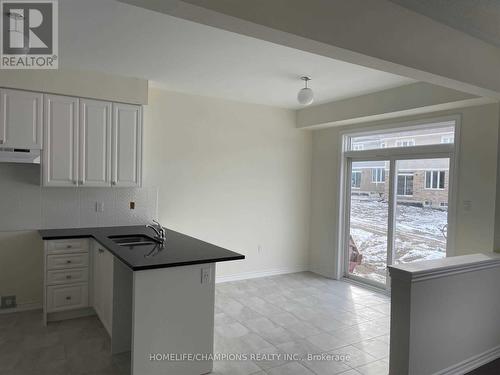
xmin=46 ymin=253 xmax=89 ymax=270
xmin=44 ymin=239 xmax=90 ymax=316
xmin=43 ymin=238 xmax=114 ymax=338
xmin=47 ymin=268 xmax=89 ymax=285
xmin=47 ymin=283 xmax=89 ymax=312
xmin=92 ymin=240 xmax=114 ymax=336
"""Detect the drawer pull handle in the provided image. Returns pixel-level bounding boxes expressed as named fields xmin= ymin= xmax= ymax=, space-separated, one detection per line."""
xmin=66 ymin=245 xmax=72 ymax=249
xmin=98 ymin=248 xmax=104 ymax=253
xmin=66 ymin=275 xmax=72 ymax=279
xmin=66 ymin=260 xmax=72 ymax=264
xmin=66 ymin=296 xmax=71 ymax=300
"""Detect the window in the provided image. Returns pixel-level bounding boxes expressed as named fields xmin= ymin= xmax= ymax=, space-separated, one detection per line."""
xmin=441 ymin=135 xmax=453 ymax=144
xmin=351 ymin=171 xmax=361 ymax=188
xmin=372 ymin=168 xmax=385 ymax=183
xmin=396 ymin=139 xmax=415 ymax=147
xmin=425 ymin=170 xmax=446 ymax=189
xmin=397 ymin=174 xmax=414 ymax=196
xmin=347 ymin=121 xmax=455 ymax=151
xmin=352 ymin=143 xmax=364 ymax=150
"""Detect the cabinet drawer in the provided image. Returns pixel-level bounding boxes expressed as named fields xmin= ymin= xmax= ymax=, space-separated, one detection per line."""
xmin=46 ymin=268 xmax=88 ymax=286
xmin=47 ymin=253 xmax=89 ymax=270
xmin=47 ymin=239 xmax=89 ymax=254
xmin=46 ymin=283 xmax=89 ymax=312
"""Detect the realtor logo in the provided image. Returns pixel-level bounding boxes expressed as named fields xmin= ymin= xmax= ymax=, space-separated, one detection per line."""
xmin=1 ymin=0 xmax=58 ymax=69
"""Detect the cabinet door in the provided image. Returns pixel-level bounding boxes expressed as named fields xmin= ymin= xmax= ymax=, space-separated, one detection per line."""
xmin=79 ymin=99 xmax=112 ymax=187
xmin=0 ymin=89 xmax=43 ymax=149
xmin=43 ymin=95 xmax=79 ymax=187
xmin=112 ymin=103 xmax=142 ymax=187
xmin=92 ymin=245 xmax=104 ymax=326
xmin=101 ymin=248 xmax=114 ymax=336
xmin=93 ymin=245 xmax=113 ymax=336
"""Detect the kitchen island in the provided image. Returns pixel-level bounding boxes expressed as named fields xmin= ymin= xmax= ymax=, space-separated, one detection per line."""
xmin=39 ymin=225 xmax=244 ymax=375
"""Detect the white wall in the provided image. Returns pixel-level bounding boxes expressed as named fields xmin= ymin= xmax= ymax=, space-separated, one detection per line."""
xmin=309 ymin=103 xmax=500 ymax=278
xmin=143 ymin=88 xmax=312 ymax=280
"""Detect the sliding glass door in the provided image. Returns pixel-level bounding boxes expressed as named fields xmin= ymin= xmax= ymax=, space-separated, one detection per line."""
xmin=394 ymin=158 xmax=450 ymax=265
xmin=343 ymin=119 xmax=456 ymax=289
xmin=347 ymin=160 xmax=390 ymax=286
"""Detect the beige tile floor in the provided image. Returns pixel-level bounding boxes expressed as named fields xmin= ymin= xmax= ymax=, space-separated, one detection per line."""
xmin=0 ymin=272 xmax=391 ymax=375
xmin=213 ymin=272 xmax=390 ymax=375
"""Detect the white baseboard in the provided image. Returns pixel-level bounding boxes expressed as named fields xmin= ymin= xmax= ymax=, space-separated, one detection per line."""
xmin=309 ymin=266 xmax=337 ymax=279
xmin=342 ymin=277 xmax=390 ymax=296
xmin=434 ymin=345 xmax=500 ymax=375
xmin=47 ymin=307 xmax=95 ymax=322
xmin=0 ymin=302 xmax=41 ymax=314
xmin=216 ymin=265 xmax=309 ymax=283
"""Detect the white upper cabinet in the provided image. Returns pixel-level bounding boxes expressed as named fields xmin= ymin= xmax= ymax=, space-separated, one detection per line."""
xmin=4 ymin=87 xmax=144 ymax=188
xmin=79 ymin=99 xmax=112 ymax=187
xmin=112 ymin=103 xmax=142 ymax=187
xmin=0 ymin=89 xmax=43 ymax=149
xmin=43 ymin=94 xmax=79 ymax=187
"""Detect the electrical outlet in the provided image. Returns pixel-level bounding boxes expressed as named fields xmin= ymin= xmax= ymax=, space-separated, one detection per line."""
xmin=95 ymin=201 xmax=104 ymax=213
xmin=129 ymin=201 xmax=135 ymax=210
xmin=1 ymin=295 xmax=16 ymax=309
xmin=201 ymin=268 xmax=211 ymax=284
xmin=258 ymin=245 xmax=262 ymax=254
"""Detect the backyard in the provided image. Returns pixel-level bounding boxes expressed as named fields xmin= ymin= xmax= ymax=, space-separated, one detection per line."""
xmin=350 ymin=197 xmax=447 ymax=284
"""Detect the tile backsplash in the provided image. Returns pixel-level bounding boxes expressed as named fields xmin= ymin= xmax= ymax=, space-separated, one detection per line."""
xmin=0 ymin=164 xmax=158 ymax=231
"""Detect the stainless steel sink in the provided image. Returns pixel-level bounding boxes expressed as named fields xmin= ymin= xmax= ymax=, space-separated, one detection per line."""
xmin=108 ymin=235 xmax=158 ymax=246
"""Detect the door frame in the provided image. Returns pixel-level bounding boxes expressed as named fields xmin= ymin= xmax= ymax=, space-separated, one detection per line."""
xmin=337 ymin=115 xmax=461 ymax=290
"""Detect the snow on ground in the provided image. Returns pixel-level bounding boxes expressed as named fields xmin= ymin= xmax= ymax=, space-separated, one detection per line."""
xmin=350 ymin=198 xmax=447 ymax=284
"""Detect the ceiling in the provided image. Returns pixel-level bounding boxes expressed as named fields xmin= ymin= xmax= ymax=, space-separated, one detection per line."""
xmin=59 ymin=0 xmax=414 ymax=109
xmin=390 ymin=0 xmax=500 ymax=48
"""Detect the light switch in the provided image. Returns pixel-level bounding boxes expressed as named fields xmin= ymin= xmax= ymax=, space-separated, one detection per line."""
xmin=201 ymin=268 xmax=211 ymax=284
xmin=463 ymin=200 xmax=472 ymax=212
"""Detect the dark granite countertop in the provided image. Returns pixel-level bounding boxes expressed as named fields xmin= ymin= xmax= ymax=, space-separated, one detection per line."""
xmin=39 ymin=226 xmax=245 ymax=271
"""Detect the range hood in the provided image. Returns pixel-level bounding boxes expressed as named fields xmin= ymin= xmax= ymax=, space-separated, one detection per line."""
xmin=0 ymin=148 xmax=40 ymax=164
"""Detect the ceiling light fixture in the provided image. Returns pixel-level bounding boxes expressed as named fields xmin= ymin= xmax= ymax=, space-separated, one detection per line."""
xmin=297 ymin=76 xmax=314 ymax=106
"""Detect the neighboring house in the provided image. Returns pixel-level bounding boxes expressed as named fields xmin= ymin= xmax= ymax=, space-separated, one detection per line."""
xmin=351 ymin=130 xmax=451 ymax=209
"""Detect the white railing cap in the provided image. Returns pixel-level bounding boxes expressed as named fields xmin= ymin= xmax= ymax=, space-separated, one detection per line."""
xmin=388 ymin=252 xmax=500 ymax=282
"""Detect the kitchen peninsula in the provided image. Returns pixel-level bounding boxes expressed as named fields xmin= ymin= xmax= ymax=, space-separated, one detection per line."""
xmin=39 ymin=225 xmax=245 ymax=375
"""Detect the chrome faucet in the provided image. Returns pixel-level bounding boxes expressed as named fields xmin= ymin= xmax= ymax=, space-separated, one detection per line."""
xmin=146 ymin=220 xmax=166 ymax=245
